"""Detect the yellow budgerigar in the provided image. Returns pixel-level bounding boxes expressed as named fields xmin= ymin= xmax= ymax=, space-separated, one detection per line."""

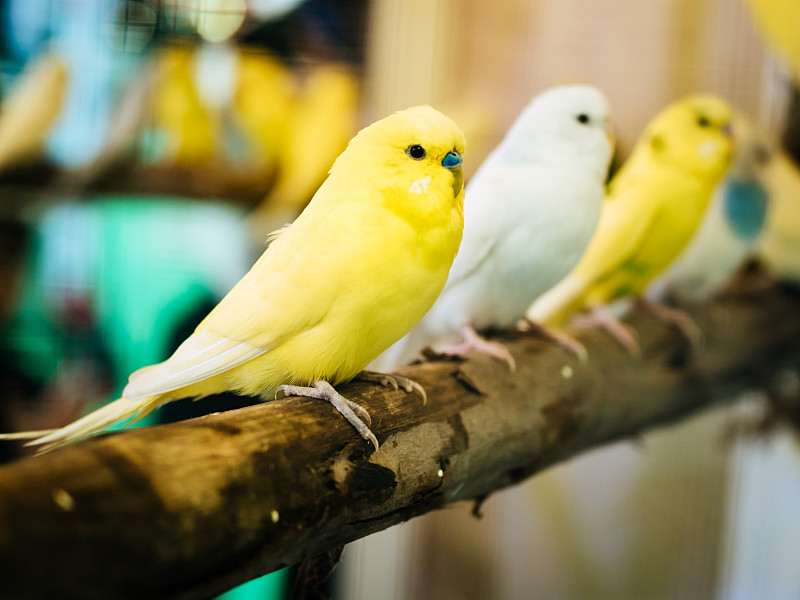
xmin=2 ymin=105 xmax=466 ymax=452
xmin=651 ymin=114 xmax=771 ymax=303
xmin=526 ymin=94 xmax=734 ymax=352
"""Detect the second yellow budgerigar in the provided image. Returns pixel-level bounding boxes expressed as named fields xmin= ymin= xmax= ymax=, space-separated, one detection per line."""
xmin=526 ymin=94 xmax=734 ymax=351
xmin=0 ymin=105 xmax=466 ymax=452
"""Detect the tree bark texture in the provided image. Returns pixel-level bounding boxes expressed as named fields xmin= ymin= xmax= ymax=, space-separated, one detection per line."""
xmin=1 ymin=276 xmax=799 ymax=600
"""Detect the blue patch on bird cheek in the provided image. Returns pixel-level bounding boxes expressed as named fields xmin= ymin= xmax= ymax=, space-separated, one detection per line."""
xmin=723 ymin=179 xmax=768 ymax=240
xmin=442 ymin=151 xmax=462 ymax=168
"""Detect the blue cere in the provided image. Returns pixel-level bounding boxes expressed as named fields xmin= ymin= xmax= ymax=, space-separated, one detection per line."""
xmin=442 ymin=151 xmax=463 ymax=168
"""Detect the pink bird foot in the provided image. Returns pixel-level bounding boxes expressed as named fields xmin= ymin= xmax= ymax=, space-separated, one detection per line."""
xmin=436 ymin=324 xmax=516 ymax=371
xmin=634 ymin=297 xmax=702 ymax=346
xmin=518 ymin=318 xmax=588 ymax=363
xmin=355 ymin=370 xmax=427 ymax=405
xmin=277 ymin=380 xmax=379 ymax=450
xmin=572 ymin=304 xmax=640 ymax=357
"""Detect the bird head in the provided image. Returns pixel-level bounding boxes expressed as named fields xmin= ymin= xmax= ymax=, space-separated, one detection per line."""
xmin=727 ymin=113 xmax=772 ymax=181
xmin=641 ymin=94 xmax=734 ymax=179
xmin=501 ymin=84 xmax=614 ymax=176
xmin=332 ymin=105 xmax=466 ymax=224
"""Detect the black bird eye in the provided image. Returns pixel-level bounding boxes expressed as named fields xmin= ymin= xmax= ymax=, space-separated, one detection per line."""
xmin=697 ymin=115 xmax=711 ymax=128
xmin=406 ymin=144 xmax=426 ymax=160
xmin=576 ymin=114 xmax=590 ymax=124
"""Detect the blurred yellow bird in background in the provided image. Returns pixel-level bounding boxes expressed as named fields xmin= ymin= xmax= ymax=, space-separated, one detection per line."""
xmin=526 ymin=94 xmax=734 ymax=352
xmin=744 ymin=0 xmax=800 ymax=85
xmin=152 ymin=46 xmax=217 ymax=166
xmin=0 ymin=105 xmax=466 ymax=452
xmin=248 ymin=62 xmax=360 ymax=240
xmin=757 ymin=151 xmax=800 ymax=281
xmin=0 ymin=53 xmax=68 ymax=174
xmin=232 ymin=49 xmax=295 ymax=178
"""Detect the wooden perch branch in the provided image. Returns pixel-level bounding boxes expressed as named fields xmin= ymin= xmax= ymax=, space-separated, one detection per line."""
xmin=2 ymin=275 xmax=800 ymax=600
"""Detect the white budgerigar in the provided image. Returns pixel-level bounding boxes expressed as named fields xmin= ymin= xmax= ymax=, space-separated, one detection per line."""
xmin=373 ymin=85 xmax=613 ymax=371
xmin=650 ymin=117 xmax=771 ymax=303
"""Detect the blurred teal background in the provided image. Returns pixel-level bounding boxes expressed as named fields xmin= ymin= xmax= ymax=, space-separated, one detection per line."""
xmin=0 ymin=1 xmax=367 ymax=597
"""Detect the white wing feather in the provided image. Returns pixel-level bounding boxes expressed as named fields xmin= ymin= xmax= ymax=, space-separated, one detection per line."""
xmin=122 ymin=328 xmax=268 ymax=400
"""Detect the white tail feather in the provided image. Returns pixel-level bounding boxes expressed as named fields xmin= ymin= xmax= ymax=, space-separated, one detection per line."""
xmin=0 ymin=430 xmax=58 ymax=440
xmin=17 ymin=395 xmax=163 ymax=453
xmin=122 ymin=331 xmax=264 ymax=400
